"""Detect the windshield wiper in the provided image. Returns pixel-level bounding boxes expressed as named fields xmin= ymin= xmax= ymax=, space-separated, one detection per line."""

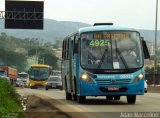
xmin=97 ymin=45 xmax=108 ymax=69
xmin=115 ymin=40 xmax=129 ymax=71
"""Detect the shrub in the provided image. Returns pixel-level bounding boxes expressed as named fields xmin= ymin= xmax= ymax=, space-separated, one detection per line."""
xmin=0 ymin=78 xmax=25 ymax=117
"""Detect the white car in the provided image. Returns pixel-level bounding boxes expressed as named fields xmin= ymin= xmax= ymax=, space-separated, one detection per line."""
xmin=144 ymin=80 xmax=147 ymax=93
xmin=45 ymin=75 xmax=62 ymax=90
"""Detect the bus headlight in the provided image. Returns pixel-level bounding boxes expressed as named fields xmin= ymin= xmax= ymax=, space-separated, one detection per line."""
xmin=81 ymin=72 xmax=93 ymax=83
xmin=138 ymin=74 xmax=144 ymax=79
xmin=134 ymin=73 xmax=144 ymax=83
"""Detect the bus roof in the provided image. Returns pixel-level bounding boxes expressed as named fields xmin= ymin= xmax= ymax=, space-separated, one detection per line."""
xmin=31 ymin=64 xmax=51 ymax=68
xmin=78 ymin=25 xmax=138 ymax=33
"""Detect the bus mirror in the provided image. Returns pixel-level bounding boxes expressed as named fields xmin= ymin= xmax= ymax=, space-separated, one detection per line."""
xmin=49 ymin=69 xmax=52 ymax=75
xmin=141 ymin=37 xmax=150 ymax=59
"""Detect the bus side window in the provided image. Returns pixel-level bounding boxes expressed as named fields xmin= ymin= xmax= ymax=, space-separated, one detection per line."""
xmin=62 ymin=40 xmax=66 ymax=60
xmin=65 ymin=39 xmax=68 ymax=60
xmin=67 ymin=39 xmax=70 ymax=60
xmin=71 ymin=40 xmax=74 ymax=59
xmin=73 ymin=35 xmax=78 ymax=54
xmin=62 ymin=41 xmax=65 ymax=60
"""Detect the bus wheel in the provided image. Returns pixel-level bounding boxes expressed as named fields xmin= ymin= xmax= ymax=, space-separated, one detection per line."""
xmin=106 ymin=96 xmax=113 ymax=100
xmin=45 ymin=87 xmax=48 ymax=91
xmin=65 ymin=91 xmax=72 ymax=100
xmin=73 ymin=94 xmax=77 ymax=101
xmin=114 ymin=96 xmax=120 ymax=100
xmin=65 ymin=80 xmax=72 ymax=100
xmin=30 ymin=86 xmax=34 ymax=89
xmin=127 ymin=95 xmax=136 ymax=104
xmin=73 ymin=79 xmax=77 ymax=101
xmin=77 ymin=96 xmax=85 ymax=104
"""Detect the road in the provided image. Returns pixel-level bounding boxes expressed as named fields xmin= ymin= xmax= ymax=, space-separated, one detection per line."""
xmin=17 ymin=88 xmax=160 ymax=118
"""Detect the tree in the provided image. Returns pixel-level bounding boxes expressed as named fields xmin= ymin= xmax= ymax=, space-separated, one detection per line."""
xmin=0 ymin=32 xmax=60 ymax=71
xmin=38 ymin=48 xmax=59 ymax=70
xmin=0 ymin=49 xmax=28 ymax=72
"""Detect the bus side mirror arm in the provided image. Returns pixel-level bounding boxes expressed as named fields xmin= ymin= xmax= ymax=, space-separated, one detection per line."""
xmin=49 ymin=69 xmax=52 ymax=75
xmin=141 ymin=37 xmax=150 ymax=59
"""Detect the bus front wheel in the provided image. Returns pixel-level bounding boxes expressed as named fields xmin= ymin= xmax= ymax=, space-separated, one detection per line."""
xmin=77 ymin=96 xmax=85 ymax=104
xmin=73 ymin=79 xmax=77 ymax=101
xmin=65 ymin=80 xmax=72 ymax=100
xmin=30 ymin=86 xmax=34 ymax=89
xmin=65 ymin=91 xmax=72 ymax=100
xmin=73 ymin=94 xmax=77 ymax=101
xmin=127 ymin=95 xmax=136 ymax=104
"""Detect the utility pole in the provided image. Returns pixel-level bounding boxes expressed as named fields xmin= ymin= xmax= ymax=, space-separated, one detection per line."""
xmin=154 ymin=0 xmax=158 ymax=85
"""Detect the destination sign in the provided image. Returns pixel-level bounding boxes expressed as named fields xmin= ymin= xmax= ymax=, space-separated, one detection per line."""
xmin=93 ymin=33 xmax=129 ymax=39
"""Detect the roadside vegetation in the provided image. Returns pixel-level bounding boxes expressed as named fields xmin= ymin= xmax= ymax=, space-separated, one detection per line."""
xmin=0 ymin=32 xmax=59 ymax=72
xmin=0 ymin=78 xmax=25 ymax=117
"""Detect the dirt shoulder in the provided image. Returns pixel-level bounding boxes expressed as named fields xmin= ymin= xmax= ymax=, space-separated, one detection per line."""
xmin=20 ymin=94 xmax=92 ymax=118
xmin=21 ymin=95 xmax=71 ymax=118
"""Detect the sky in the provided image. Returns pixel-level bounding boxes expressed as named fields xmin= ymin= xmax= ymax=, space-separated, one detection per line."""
xmin=0 ymin=0 xmax=160 ymax=30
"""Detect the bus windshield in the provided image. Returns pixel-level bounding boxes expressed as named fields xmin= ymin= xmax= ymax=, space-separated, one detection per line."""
xmin=29 ymin=67 xmax=49 ymax=80
xmin=81 ymin=31 xmax=143 ymax=71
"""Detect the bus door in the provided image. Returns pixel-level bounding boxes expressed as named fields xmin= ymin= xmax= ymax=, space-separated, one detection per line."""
xmin=72 ymin=34 xmax=79 ymax=94
xmin=67 ymin=35 xmax=78 ymax=94
xmin=66 ymin=39 xmax=72 ymax=92
xmin=62 ymin=40 xmax=67 ymax=89
xmin=69 ymin=38 xmax=74 ymax=93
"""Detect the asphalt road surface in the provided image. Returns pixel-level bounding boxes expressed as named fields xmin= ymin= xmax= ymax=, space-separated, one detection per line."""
xmin=17 ymin=88 xmax=160 ymax=118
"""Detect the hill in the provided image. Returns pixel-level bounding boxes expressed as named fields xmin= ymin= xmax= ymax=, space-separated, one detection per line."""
xmin=0 ymin=19 xmax=90 ymax=42
xmin=0 ymin=19 xmax=160 ymax=42
xmin=140 ymin=30 xmax=160 ymax=42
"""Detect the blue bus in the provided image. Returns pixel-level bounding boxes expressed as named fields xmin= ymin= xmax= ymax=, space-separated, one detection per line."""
xmin=61 ymin=23 xmax=150 ymax=104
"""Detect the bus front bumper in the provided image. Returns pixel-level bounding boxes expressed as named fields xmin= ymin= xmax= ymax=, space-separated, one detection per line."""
xmin=29 ymin=80 xmax=46 ymax=87
xmin=79 ymin=82 xmax=144 ymax=96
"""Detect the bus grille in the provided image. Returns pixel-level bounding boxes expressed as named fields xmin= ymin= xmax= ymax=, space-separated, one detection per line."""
xmin=95 ymin=79 xmax=131 ymax=85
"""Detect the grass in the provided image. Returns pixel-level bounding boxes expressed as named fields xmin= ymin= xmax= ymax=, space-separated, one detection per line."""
xmin=0 ymin=78 xmax=25 ymax=118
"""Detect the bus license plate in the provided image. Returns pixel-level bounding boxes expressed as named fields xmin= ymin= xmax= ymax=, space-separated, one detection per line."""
xmin=108 ymin=87 xmax=119 ymax=91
